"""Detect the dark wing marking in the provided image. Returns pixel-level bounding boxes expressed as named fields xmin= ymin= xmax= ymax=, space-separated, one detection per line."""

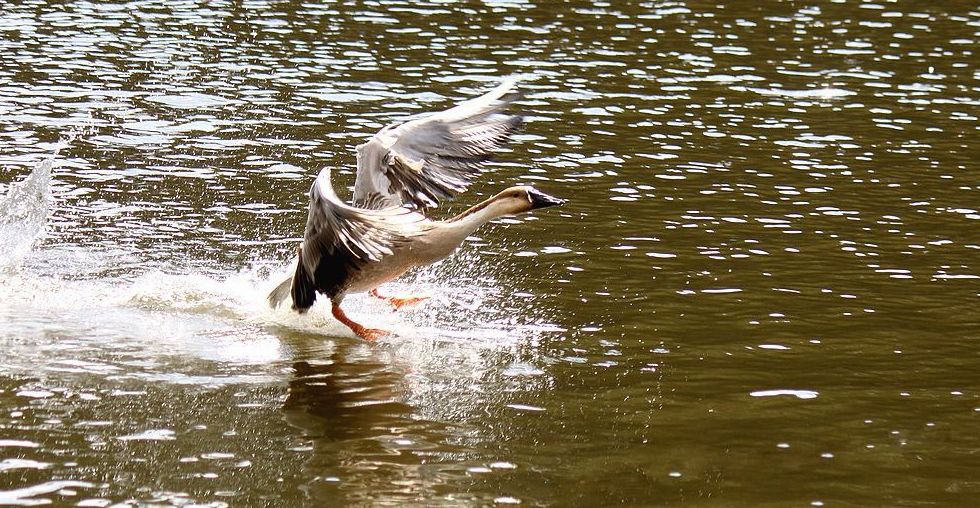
xmin=352 ymin=78 xmax=523 ymax=210
xmin=351 ymin=190 xmax=400 ymax=211
xmin=291 ymin=168 xmax=417 ymax=309
xmin=301 ymin=168 xmax=396 ymax=272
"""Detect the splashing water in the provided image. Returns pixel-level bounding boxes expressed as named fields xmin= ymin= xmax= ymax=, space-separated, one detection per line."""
xmin=0 ymin=159 xmax=53 ymax=270
xmin=1 ymin=155 xmax=559 ymax=388
xmin=1 ymin=230 xmax=558 ymax=378
xmin=2 ymin=254 xmax=553 ymax=335
xmin=117 ymin=253 xmax=561 ymax=348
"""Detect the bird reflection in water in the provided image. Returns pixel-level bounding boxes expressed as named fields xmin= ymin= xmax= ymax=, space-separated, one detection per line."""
xmin=280 ymin=338 xmax=473 ymax=505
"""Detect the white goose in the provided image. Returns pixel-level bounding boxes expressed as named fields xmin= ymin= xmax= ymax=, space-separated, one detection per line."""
xmin=267 ymin=78 xmax=564 ymax=340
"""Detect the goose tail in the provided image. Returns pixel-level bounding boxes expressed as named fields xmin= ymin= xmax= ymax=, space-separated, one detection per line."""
xmin=288 ymin=251 xmax=317 ymax=313
xmin=267 ymin=275 xmax=293 ymax=309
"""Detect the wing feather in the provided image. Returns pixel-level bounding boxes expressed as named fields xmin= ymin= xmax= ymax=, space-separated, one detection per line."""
xmin=300 ymin=168 xmax=410 ymax=277
xmin=353 ymin=78 xmax=523 ymax=210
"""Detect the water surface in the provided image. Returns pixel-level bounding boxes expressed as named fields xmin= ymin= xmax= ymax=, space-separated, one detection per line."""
xmin=1 ymin=0 xmax=978 ymax=505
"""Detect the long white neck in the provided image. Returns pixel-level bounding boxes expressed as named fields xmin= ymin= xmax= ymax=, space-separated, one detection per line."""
xmin=415 ymin=193 xmax=527 ymax=265
xmin=445 ymin=197 xmax=514 ymax=236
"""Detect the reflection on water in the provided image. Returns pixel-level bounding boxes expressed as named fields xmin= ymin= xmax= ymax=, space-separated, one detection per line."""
xmin=284 ymin=342 xmax=446 ymax=505
xmin=0 ymin=158 xmax=555 ymax=505
xmin=2 ymin=0 xmax=979 ymax=505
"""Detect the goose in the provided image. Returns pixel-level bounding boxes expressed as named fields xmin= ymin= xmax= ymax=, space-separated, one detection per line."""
xmin=267 ymin=78 xmax=564 ymax=340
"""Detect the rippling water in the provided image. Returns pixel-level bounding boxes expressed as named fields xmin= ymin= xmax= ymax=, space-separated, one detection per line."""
xmin=1 ymin=0 xmax=978 ymax=505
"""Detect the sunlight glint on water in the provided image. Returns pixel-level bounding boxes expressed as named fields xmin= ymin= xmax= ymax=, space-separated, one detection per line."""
xmin=1 ymin=0 xmax=978 ymax=505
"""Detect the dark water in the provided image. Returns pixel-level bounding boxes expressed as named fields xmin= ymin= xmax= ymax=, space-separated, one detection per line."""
xmin=1 ymin=0 xmax=978 ymax=505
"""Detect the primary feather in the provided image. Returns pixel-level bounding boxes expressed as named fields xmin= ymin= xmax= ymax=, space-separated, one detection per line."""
xmin=352 ymin=78 xmax=523 ymax=210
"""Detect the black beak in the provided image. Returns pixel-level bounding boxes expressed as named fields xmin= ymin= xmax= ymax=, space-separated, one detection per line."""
xmin=528 ymin=188 xmax=566 ymax=210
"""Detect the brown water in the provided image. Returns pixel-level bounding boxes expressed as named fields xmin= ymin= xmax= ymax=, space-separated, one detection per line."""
xmin=1 ymin=0 xmax=978 ymax=506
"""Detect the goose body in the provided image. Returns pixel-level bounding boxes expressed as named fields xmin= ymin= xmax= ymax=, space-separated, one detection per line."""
xmin=268 ymin=79 xmax=564 ymax=340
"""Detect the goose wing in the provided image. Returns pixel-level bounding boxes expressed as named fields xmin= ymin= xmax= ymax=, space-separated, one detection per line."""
xmin=353 ymin=78 xmax=523 ymax=210
xmin=300 ymin=167 xmax=409 ymax=275
xmin=270 ymin=168 xmax=419 ymax=310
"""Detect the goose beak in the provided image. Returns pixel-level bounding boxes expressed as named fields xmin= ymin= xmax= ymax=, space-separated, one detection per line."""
xmin=528 ymin=188 xmax=566 ymax=210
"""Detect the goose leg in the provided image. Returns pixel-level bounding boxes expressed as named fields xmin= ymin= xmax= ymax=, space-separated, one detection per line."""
xmin=369 ymin=288 xmax=429 ymax=311
xmin=331 ymin=302 xmax=388 ymax=341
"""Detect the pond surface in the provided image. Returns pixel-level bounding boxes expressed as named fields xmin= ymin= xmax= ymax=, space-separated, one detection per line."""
xmin=1 ymin=0 xmax=978 ymax=506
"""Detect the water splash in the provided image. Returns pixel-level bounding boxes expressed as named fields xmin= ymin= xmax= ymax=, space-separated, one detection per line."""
xmin=0 ymin=153 xmax=558 ymax=382
xmin=1 ymin=248 xmax=558 ymax=354
xmin=0 ymin=158 xmax=53 ymax=270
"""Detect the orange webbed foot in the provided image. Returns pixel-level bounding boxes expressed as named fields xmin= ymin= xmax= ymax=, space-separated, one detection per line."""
xmin=355 ymin=327 xmax=391 ymax=342
xmin=370 ymin=289 xmax=430 ymax=311
xmin=389 ymin=295 xmax=429 ymax=311
xmin=332 ymin=302 xmax=390 ymax=342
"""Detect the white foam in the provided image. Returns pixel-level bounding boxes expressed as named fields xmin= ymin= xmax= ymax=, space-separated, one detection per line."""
xmin=0 ymin=158 xmax=53 ymax=270
xmin=1 ymin=157 xmax=560 ymax=391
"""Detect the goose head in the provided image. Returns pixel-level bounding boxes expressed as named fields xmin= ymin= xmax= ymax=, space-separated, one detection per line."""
xmin=491 ymin=186 xmax=566 ymax=216
xmin=447 ymin=185 xmax=565 ymax=227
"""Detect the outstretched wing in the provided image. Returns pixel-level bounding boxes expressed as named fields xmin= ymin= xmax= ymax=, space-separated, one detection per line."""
xmin=353 ymin=78 xmax=523 ymax=210
xmin=270 ymin=168 xmax=421 ymax=311
xmin=300 ymin=167 xmax=408 ymax=274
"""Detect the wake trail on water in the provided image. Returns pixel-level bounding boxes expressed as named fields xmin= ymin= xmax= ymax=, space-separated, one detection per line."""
xmin=0 ymin=158 xmax=560 ymax=356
